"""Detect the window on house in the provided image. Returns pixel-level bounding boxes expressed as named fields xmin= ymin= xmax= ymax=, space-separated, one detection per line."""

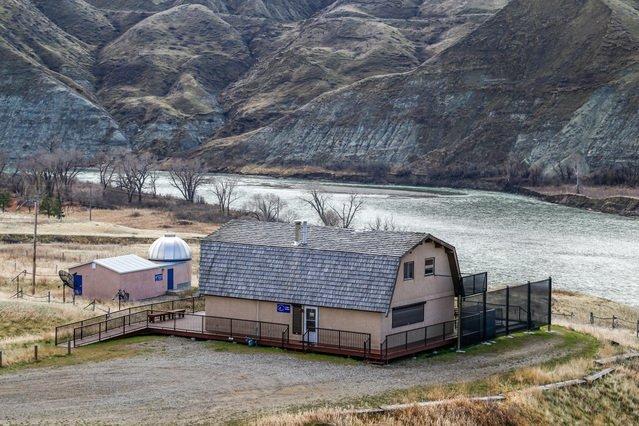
xmin=392 ymin=303 xmax=425 ymax=328
xmin=403 ymin=261 xmax=414 ymax=280
xmin=425 ymin=258 xmax=435 ymax=276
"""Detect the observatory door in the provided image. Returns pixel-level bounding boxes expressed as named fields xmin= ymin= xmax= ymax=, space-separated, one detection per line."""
xmin=167 ymin=269 xmax=174 ymax=291
xmin=73 ymin=274 xmax=82 ymax=295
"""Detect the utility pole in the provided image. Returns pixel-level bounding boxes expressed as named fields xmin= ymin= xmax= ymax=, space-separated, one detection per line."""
xmin=32 ymin=199 xmax=38 ymax=295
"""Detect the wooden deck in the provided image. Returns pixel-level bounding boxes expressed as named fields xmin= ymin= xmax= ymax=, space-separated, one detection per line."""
xmin=66 ymin=312 xmax=455 ymax=363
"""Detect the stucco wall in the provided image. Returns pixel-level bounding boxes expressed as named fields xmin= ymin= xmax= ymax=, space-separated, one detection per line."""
xmin=69 ymin=261 xmax=191 ymax=301
xmin=205 ymin=296 xmax=384 ymax=347
xmin=382 ymin=240 xmax=456 ymax=337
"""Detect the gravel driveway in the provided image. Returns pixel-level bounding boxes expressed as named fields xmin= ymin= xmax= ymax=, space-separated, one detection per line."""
xmin=1 ymin=333 xmax=571 ymax=424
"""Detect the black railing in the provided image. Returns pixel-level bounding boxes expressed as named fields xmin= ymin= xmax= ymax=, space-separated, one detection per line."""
xmin=380 ymin=320 xmax=456 ymax=362
xmin=55 ymin=295 xmax=204 ymax=345
xmin=302 ymin=327 xmax=371 ymax=358
xmin=460 ymin=278 xmax=552 ymax=346
xmin=461 ymin=272 xmax=488 ymax=296
xmin=72 ymin=310 xmax=151 ymax=346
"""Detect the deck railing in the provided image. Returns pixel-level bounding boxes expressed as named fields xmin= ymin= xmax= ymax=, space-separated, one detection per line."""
xmin=380 ymin=320 xmax=456 ymax=362
xmin=56 ymin=295 xmax=204 ymax=345
xmin=152 ymin=313 xmax=290 ymax=348
xmin=302 ymin=327 xmax=371 ymax=358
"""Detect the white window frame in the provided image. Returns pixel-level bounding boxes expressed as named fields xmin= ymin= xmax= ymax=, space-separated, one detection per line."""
xmin=425 ymin=257 xmax=435 ymax=276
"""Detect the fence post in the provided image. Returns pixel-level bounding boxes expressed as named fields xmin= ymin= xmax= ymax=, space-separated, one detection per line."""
xmin=34 ymin=345 xmax=38 ymax=361
xmin=48 ymin=291 xmax=51 ymax=303
xmin=482 ymin=290 xmax=487 ymax=340
xmin=192 ymin=297 xmax=195 ymax=313
xmin=527 ymin=281 xmax=532 ymax=330
xmin=590 ymin=312 xmax=594 ymax=324
xmin=55 ymin=327 xmax=58 ymax=346
xmin=0 ymin=350 xmax=3 ymax=368
xmin=99 ymin=322 xmax=101 ymax=341
xmin=67 ymin=341 xmax=71 ymax=355
xmin=547 ymin=277 xmax=552 ymax=332
xmin=201 ymin=315 xmax=205 ymax=334
xmin=506 ymin=286 xmax=510 ymax=335
xmin=612 ymin=316 xmax=617 ymax=329
xmin=338 ymin=330 xmax=341 ymax=350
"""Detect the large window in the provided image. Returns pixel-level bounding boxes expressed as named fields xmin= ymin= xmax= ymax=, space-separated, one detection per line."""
xmin=425 ymin=258 xmax=435 ymax=276
xmin=392 ymin=302 xmax=425 ymax=328
xmin=403 ymin=261 xmax=414 ymax=280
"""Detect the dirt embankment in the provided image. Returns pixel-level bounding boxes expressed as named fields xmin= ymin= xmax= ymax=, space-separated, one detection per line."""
xmin=516 ymin=187 xmax=639 ymax=217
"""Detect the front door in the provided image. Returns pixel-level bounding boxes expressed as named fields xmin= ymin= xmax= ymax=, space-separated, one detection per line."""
xmin=303 ymin=306 xmax=319 ymax=344
xmin=167 ymin=269 xmax=174 ymax=291
xmin=73 ymin=274 xmax=82 ymax=295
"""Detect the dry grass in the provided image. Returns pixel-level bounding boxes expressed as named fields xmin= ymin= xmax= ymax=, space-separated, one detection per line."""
xmin=254 ymin=360 xmax=639 ymax=426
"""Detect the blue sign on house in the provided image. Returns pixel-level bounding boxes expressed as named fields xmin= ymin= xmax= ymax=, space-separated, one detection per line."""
xmin=154 ymin=273 xmax=163 ymax=282
xmin=276 ymin=304 xmax=291 ymax=313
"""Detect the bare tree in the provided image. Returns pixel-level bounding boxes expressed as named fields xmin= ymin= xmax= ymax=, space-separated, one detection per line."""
xmin=168 ymin=159 xmax=209 ymax=203
xmin=247 ymin=193 xmax=287 ymax=222
xmin=51 ymin=148 xmax=84 ymax=195
xmin=95 ymin=151 xmax=118 ymax=189
xmin=301 ymin=189 xmax=364 ymax=228
xmin=131 ymin=153 xmax=155 ymax=203
xmin=300 ymin=189 xmax=339 ymax=227
xmin=147 ymin=170 xmax=160 ymax=198
xmin=332 ymin=194 xmax=364 ymax=228
xmin=212 ymin=177 xmax=241 ymax=216
xmin=0 ymin=150 xmax=7 ymax=177
xmin=115 ymin=154 xmax=138 ymax=203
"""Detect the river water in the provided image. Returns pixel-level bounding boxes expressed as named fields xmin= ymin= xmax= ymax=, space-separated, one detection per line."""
xmin=79 ymin=172 xmax=639 ymax=307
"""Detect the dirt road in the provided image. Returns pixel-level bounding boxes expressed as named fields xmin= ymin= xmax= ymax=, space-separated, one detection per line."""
xmin=0 ymin=333 xmax=575 ymax=424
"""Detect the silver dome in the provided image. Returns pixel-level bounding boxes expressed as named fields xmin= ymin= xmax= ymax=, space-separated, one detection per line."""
xmin=148 ymin=234 xmax=192 ymax=261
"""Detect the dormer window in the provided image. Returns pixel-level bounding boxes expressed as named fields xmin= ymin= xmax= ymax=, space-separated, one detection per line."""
xmin=403 ymin=261 xmax=414 ymax=280
xmin=425 ymin=258 xmax=435 ymax=276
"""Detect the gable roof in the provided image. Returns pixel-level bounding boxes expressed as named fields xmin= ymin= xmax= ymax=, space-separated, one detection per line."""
xmin=92 ymin=254 xmax=177 ymax=274
xmin=199 ymin=220 xmax=458 ymax=313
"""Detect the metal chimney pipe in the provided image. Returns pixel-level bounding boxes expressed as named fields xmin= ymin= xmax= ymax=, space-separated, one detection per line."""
xmin=294 ymin=220 xmax=302 ymax=245
xmin=301 ymin=221 xmax=309 ymax=245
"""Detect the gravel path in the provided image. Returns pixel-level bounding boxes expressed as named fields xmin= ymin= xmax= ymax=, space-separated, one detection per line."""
xmin=1 ymin=333 xmax=572 ymax=424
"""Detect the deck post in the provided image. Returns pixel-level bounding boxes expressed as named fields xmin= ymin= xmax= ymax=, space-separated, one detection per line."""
xmin=99 ymin=322 xmax=101 ymax=341
xmin=506 ymin=286 xmax=510 ymax=335
xmin=123 ymin=317 xmax=126 ymax=335
xmin=547 ymin=277 xmax=552 ymax=332
xmin=174 ymin=315 xmax=177 ymax=331
xmin=192 ymin=297 xmax=195 ymax=313
xmin=230 ymin=319 xmax=233 ymax=338
xmin=201 ymin=315 xmax=205 ymax=334
xmin=338 ymin=330 xmax=341 ymax=350
xmin=55 ymin=327 xmax=58 ymax=346
xmin=67 ymin=340 xmax=71 ymax=355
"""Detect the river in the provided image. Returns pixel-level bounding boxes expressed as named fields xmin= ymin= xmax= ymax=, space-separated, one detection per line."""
xmin=79 ymin=172 xmax=639 ymax=307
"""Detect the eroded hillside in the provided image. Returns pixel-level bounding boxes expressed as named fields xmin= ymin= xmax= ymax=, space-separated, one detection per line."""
xmin=3 ymin=0 xmax=638 ymax=183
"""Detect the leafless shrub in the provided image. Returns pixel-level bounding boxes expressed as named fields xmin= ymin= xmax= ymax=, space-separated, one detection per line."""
xmin=368 ymin=216 xmax=402 ymax=231
xmin=246 ymin=193 xmax=288 ymax=222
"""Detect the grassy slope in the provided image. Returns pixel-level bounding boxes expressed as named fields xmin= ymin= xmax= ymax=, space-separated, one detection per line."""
xmin=249 ymin=326 xmax=638 ymax=425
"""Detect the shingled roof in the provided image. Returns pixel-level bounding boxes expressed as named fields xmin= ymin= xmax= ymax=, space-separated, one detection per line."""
xmin=199 ymin=220 xmax=457 ymax=313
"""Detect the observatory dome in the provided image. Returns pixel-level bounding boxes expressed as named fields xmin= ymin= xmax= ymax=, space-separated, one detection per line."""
xmin=148 ymin=234 xmax=192 ymax=261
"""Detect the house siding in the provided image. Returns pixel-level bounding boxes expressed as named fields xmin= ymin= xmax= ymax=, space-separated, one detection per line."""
xmin=382 ymin=240 xmax=456 ymax=338
xmin=204 ymin=296 xmax=384 ymax=347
